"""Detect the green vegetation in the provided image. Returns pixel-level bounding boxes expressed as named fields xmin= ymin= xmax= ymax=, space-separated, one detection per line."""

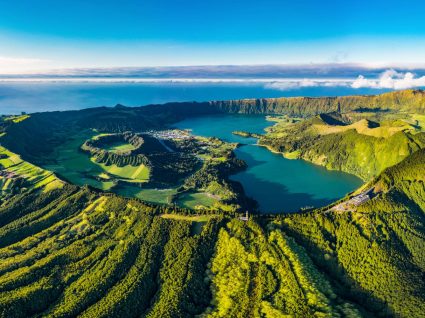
xmin=1 ymin=89 xmax=425 ymax=317
xmin=160 ymin=213 xmax=217 ymax=222
xmin=211 ymin=89 xmax=425 ymax=116
xmin=232 ymin=131 xmax=262 ymax=138
xmin=260 ymin=113 xmax=425 ymax=180
xmin=205 ymin=220 xmax=348 ymax=317
xmin=0 ymin=185 xmax=221 ymax=317
xmin=0 ymin=146 xmax=63 ymax=198
xmin=117 ymin=186 xmax=178 ymax=205
xmin=41 ymin=130 xmax=150 ymax=191
xmin=176 ymin=192 xmax=218 ymax=209
xmin=104 ymin=141 xmax=136 ymax=153
xmin=22 ymin=121 xmax=245 ymax=210
xmin=3 ymin=114 xmax=30 ymax=123
xmin=96 ymin=162 xmax=149 ymax=181
xmin=276 ymin=150 xmax=425 ymax=317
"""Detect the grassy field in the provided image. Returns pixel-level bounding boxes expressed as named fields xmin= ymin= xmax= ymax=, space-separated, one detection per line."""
xmin=160 ymin=213 xmax=218 ymax=235
xmin=410 ymin=113 xmax=425 ymax=130
xmin=37 ymin=129 xmax=220 ymax=208
xmin=4 ymin=114 xmax=30 ymax=123
xmin=176 ymin=192 xmax=218 ymax=209
xmin=313 ymin=118 xmax=417 ymax=138
xmin=42 ymin=130 xmax=149 ymax=191
xmin=117 ymin=186 xmax=177 ymax=204
xmin=95 ymin=161 xmax=149 ymax=180
xmin=160 ymin=214 xmax=217 ymax=222
xmin=0 ymin=146 xmax=63 ymax=192
xmin=104 ymin=141 xmax=136 ymax=153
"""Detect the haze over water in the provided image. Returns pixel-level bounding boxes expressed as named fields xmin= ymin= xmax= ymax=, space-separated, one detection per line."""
xmin=0 ymin=81 xmax=391 ymax=115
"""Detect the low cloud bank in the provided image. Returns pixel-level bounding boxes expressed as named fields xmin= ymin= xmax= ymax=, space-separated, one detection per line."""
xmin=1 ymin=68 xmax=424 ymax=91
xmin=264 ymin=70 xmax=425 ymax=91
xmin=264 ymin=79 xmax=350 ymax=90
xmin=352 ymin=70 xmax=425 ymax=89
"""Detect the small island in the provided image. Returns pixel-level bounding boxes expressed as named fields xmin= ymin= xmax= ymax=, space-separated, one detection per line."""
xmin=232 ymin=130 xmax=262 ymax=138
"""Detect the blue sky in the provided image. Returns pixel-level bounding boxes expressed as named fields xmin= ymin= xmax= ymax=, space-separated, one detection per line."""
xmin=0 ymin=0 xmax=425 ymax=73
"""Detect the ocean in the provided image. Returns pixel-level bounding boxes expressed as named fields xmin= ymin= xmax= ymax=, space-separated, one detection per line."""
xmin=0 ymin=81 xmax=390 ymax=115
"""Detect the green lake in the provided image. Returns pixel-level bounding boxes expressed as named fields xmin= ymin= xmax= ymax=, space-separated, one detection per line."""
xmin=175 ymin=115 xmax=363 ymax=213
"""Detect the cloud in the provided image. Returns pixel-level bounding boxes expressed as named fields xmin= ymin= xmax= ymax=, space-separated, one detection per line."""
xmin=264 ymin=79 xmax=351 ymax=90
xmin=265 ymin=79 xmax=317 ymax=90
xmin=0 ymin=66 xmax=424 ymax=91
xmin=352 ymin=69 xmax=425 ymax=89
xmin=265 ymin=70 xmax=425 ymax=91
xmin=3 ymin=63 xmax=425 ymax=78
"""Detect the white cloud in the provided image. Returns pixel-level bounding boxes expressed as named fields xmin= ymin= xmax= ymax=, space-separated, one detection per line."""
xmin=351 ymin=75 xmax=374 ymax=88
xmin=0 ymin=68 xmax=424 ymax=91
xmin=264 ymin=79 xmax=351 ymax=90
xmin=263 ymin=70 xmax=425 ymax=91
xmin=352 ymin=69 xmax=425 ymax=89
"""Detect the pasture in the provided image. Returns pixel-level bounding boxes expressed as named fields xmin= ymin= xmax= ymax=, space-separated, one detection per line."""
xmin=117 ymin=185 xmax=177 ymax=204
xmin=103 ymin=141 xmax=136 ymax=153
xmin=176 ymin=192 xmax=218 ymax=209
xmin=42 ymin=130 xmax=149 ymax=191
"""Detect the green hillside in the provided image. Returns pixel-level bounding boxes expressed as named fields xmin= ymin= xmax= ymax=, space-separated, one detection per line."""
xmin=1 ymin=89 xmax=425 ymax=317
xmin=260 ymin=115 xmax=425 ymax=180
xmin=0 ymin=148 xmax=424 ymax=317
xmin=209 ymin=89 xmax=425 ymax=116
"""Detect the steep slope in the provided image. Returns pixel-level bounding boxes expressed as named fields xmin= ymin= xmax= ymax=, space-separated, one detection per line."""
xmin=260 ymin=116 xmax=425 ymax=179
xmin=0 ymin=167 xmax=220 ymax=317
xmin=209 ymin=89 xmax=425 ymax=116
xmin=0 ymin=147 xmax=424 ymax=317
xmin=278 ymin=150 xmax=425 ymax=317
xmin=205 ymin=150 xmax=425 ymax=318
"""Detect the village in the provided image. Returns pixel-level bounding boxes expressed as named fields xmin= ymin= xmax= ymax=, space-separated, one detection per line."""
xmin=145 ymin=129 xmax=193 ymax=141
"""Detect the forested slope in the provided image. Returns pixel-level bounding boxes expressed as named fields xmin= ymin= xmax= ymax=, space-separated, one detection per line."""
xmin=1 ymin=89 xmax=425 ymax=317
xmin=209 ymin=89 xmax=425 ymax=116
xmin=0 ymin=175 xmax=220 ymax=317
xmin=205 ymin=150 xmax=425 ymax=317
xmin=1 ymin=140 xmax=424 ymax=317
xmin=260 ymin=116 xmax=425 ymax=179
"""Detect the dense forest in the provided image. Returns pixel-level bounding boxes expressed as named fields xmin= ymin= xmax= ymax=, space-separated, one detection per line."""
xmin=1 ymin=89 xmax=425 ymax=317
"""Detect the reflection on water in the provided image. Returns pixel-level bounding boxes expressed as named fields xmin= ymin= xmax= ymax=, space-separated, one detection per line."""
xmin=175 ymin=114 xmax=363 ymax=213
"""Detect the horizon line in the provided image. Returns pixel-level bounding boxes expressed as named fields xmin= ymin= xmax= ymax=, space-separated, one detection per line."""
xmin=3 ymin=62 xmax=425 ymax=76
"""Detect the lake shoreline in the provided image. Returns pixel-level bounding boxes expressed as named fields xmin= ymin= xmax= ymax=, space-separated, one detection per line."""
xmin=175 ymin=114 xmax=363 ymax=213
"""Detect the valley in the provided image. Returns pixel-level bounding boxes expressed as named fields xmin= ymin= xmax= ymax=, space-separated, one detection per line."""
xmin=39 ymin=126 xmax=247 ymax=212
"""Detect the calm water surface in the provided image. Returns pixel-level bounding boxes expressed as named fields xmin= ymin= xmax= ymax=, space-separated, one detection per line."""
xmin=0 ymin=81 xmax=390 ymax=114
xmin=175 ymin=115 xmax=363 ymax=213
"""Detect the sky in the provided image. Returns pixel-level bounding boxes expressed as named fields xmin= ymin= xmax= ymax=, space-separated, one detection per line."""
xmin=1 ymin=0 xmax=425 ymax=74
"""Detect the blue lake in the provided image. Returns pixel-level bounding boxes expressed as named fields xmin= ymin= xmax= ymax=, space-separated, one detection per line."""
xmin=175 ymin=115 xmax=363 ymax=213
